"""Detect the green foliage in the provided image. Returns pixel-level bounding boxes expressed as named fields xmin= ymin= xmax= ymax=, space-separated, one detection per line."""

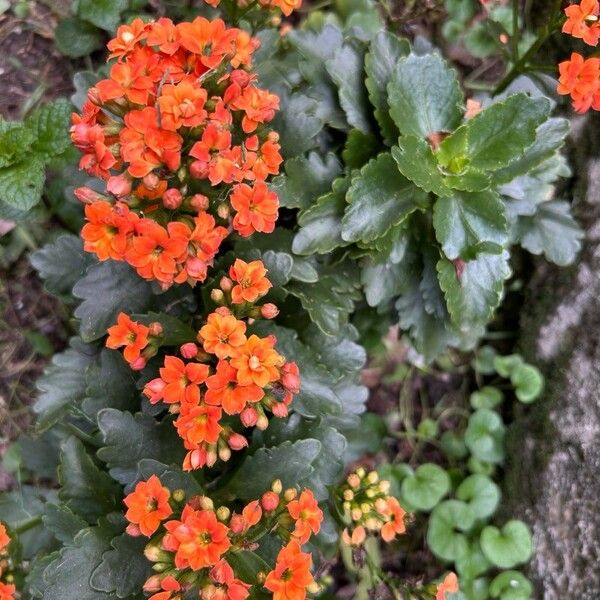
xmin=0 ymin=100 xmax=72 ymax=214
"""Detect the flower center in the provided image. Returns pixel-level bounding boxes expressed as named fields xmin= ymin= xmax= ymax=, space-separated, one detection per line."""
xmin=248 ymin=355 xmax=261 ymax=370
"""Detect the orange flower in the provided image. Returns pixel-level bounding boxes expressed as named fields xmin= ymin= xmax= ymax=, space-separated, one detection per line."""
xmin=230 ymin=86 xmax=279 ymax=133
xmin=230 ymin=335 xmax=284 ymax=388
xmin=199 ymin=313 xmax=247 ymax=359
xmin=148 ymin=576 xmax=182 ymax=600
xmin=264 ymin=541 xmax=315 ymax=600
xmin=381 ymin=497 xmax=407 ymax=542
xmin=106 ymin=312 xmax=150 ymax=364
xmin=341 ymin=526 xmax=366 ymax=547
xmin=557 ymin=52 xmax=600 ymax=113
xmin=158 ymin=81 xmax=208 ymax=131
xmin=436 ymin=572 xmax=459 ymax=600
xmin=563 ymin=0 xmax=600 ymax=46
xmin=124 ymin=474 xmax=173 ymax=536
xmin=175 ymin=403 xmax=223 ymax=446
xmin=259 ymin=0 xmax=303 ymax=16
xmin=205 ymin=360 xmax=264 ymax=415
xmin=0 ymin=522 xmax=9 ymax=551
xmin=146 ymin=17 xmax=181 ymax=55
xmin=81 ymin=201 xmax=137 ymax=261
xmin=176 ymin=18 xmax=238 ymax=68
xmin=228 ymin=259 xmax=272 ymax=304
xmin=95 ymin=61 xmax=155 ymax=105
xmin=0 ymin=582 xmax=15 ymax=600
xmin=158 ymin=356 xmax=210 ymax=404
xmin=287 ymin=489 xmax=323 ymax=544
xmin=108 ymin=18 xmax=148 ymax=60
xmin=202 ymin=560 xmax=250 ymax=600
xmin=163 ymin=505 xmax=231 ymax=570
xmin=231 ymin=182 xmax=279 ymax=237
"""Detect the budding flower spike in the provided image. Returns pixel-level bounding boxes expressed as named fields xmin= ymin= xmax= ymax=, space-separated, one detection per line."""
xmin=124 ymin=480 xmax=322 ymax=599
xmin=71 ymin=17 xmax=283 ymax=289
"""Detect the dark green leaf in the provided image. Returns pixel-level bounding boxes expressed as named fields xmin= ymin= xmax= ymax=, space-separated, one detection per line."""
xmin=97 ymin=409 xmax=185 ymax=485
xmin=342 ymin=129 xmax=381 ymax=169
xmin=132 ymin=312 xmax=196 ymax=346
xmin=25 ymin=99 xmax=73 ymax=158
xmin=388 ymin=53 xmax=463 ymax=138
xmin=0 ymin=121 xmax=35 ymax=168
xmin=433 ymin=190 xmax=508 ymax=260
xmin=58 ymin=437 xmax=121 ymax=522
xmin=54 ymin=17 xmax=104 ymax=58
xmin=0 ymin=158 xmax=45 ymax=209
xmin=342 ymin=153 xmax=428 ymax=243
xmin=77 ymin=0 xmax=128 ymax=32
xmin=227 ymin=551 xmax=270 ymax=587
xmin=365 ymin=31 xmax=410 ymax=144
xmin=73 ymin=261 xmax=154 ymax=343
xmin=43 ymin=504 xmax=89 ymax=544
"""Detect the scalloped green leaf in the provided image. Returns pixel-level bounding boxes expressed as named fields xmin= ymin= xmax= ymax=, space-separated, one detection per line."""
xmin=0 ymin=157 xmax=45 ymax=209
xmin=77 ymin=0 xmax=127 ymax=32
xmin=388 ymin=53 xmax=463 ymax=138
xmin=480 ymin=520 xmax=533 ymax=569
xmin=54 ymin=17 xmax=104 ymax=58
xmin=25 ymin=99 xmax=73 ymax=159
xmin=342 ymin=153 xmax=428 ymax=243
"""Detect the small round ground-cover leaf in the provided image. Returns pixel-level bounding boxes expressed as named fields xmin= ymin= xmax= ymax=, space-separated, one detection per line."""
xmin=427 ymin=499 xmax=476 ymax=562
xmin=401 ymin=463 xmax=450 ymax=511
xmin=456 ymin=473 xmax=501 ymax=519
xmin=480 ymin=520 xmax=533 ymax=568
xmin=489 ymin=570 xmax=533 ymax=600
xmin=464 ymin=408 xmax=506 ymax=464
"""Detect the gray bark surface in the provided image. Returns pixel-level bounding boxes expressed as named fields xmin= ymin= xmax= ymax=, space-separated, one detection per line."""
xmin=505 ymin=115 xmax=600 ymax=599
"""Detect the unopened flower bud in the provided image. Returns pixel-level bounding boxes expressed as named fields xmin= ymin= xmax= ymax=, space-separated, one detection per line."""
xmin=366 ymin=489 xmax=376 ymax=498
xmin=107 ymin=173 xmax=132 ymax=197
xmin=367 ymin=471 xmax=379 ymax=484
xmin=211 ymin=289 xmax=225 ymax=304
xmin=356 ymin=467 xmax=366 ymax=479
xmin=365 ymin=518 xmax=379 ymax=531
xmin=190 ymin=160 xmax=209 ymax=179
xmin=283 ymin=488 xmax=297 ymax=502
xmin=216 ymin=506 xmax=231 ymax=521
xmin=214 ymin=306 xmax=232 ymax=316
xmin=343 ymin=501 xmax=351 ymax=512
xmin=379 ymin=480 xmax=391 ymax=494
xmin=351 ymin=508 xmax=363 ymax=522
xmin=206 ymin=447 xmax=218 ymax=467
xmin=130 ymin=356 xmax=147 ymax=371
xmin=347 ymin=474 xmax=361 ymax=489
xmin=261 ymin=491 xmax=279 ymax=511
xmin=180 ymin=342 xmax=198 ymax=359
xmin=74 ymin=186 xmax=106 ymax=204
xmin=148 ymin=322 xmax=163 ymax=337
xmin=229 ymin=513 xmax=245 ymax=533
xmin=152 ymin=562 xmax=170 ymax=573
xmin=217 ymin=203 xmax=230 ymax=220
xmin=172 ymin=489 xmax=186 ymax=503
xmin=240 ymin=407 xmax=258 ymax=427
xmin=307 ymin=582 xmax=321 ymax=594
xmin=162 ymin=188 xmax=182 ymax=210
xmin=198 ymin=496 xmax=214 ymax=510
xmin=142 ymin=172 xmax=160 ymax=191
xmin=220 ymin=276 xmax=233 ymax=292
xmin=190 ymin=193 xmax=209 ymax=212
xmin=186 ymin=257 xmax=208 ymax=280
xmin=87 ymin=87 xmax=102 ymax=105
xmin=343 ymin=490 xmax=354 ymax=501
xmin=272 ymin=479 xmax=283 ymax=494
xmin=374 ymin=498 xmax=388 ymax=514
xmin=256 ymin=413 xmax=269 ymax=431
xmin=256 ymin=571 xmax=266 ymax=585
xmin=271 ymin=402 xmax=288 ymax=418
xmin=260 ymin=303 xmax=279 ymax=319
xmin=144 ymin=544 xmax=164 ymax=562
xmin=143 ymin=575 xmax=162 ymax=593
xmin=126 ymin=523 xmax=142 ymax=537
xmin=228 ymin=432 xmax=248 ymax=451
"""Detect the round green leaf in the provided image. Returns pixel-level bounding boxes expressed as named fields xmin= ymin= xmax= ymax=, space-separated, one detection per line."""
xmin=467 ymin=457 xmax=496 ymax=477
xmin=461 ymin=577 xmax=491 ymax=600
xmin=456 ymin=543 xmax=491 ymax=580
xmin=440 ymin=431 xmax=469 ymax=459
xmin=473 ymin=345 xmax=498 ymax=375
xmin=470 ymin=386 xmax=504 ymax=409
xmin=401 ymin=463 xmax=451 ymax=511
xmin=417 ymin=418 xmax=439 ymax=439
xmin=493 ymin=354 xmax=523 ymax=378
xmin=427 ymin=500 xmax=476 ymax=562
xmin=456 ymin=474 xmax=501 ymax=519
xmin=480 ymin=520 xmax=533 ymax=569
xmin=465 ymin=408 xmax=506 ymax=464
xmin=489 ymin=570 xmax=533 ymax=600
xmin=510 ymin=364 xmax=544 ymax=403
xmin=54 ymin=17 xmax=103 ymax=58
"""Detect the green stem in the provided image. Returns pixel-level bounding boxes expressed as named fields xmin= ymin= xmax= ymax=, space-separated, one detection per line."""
xmin=14 ymin=515 xmax=42 ymax=534
xmin=494 ymin=2 xmax=563 ymax=95
xmin=512 ymin=0 xmax=520 ymax=63
xmin=61 ymin=423 xmax=102 ymax=448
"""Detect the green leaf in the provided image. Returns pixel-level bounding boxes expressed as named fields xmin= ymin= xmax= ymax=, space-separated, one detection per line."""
xmin=58 ymin=437 xmax=121 ymax=522
xmin=293 ymin=179 xmax=349 ymax=255
xmin=489 ymin=571 xmax=533 ymax=600
xmin=97 ymin=409 xmax=185 ymax=485
xmin=54 ymin=17 xmax=104 ymax=58
xmin=365 ymin=31 xmax=410 ymax=144
xmin=492 ymin=117 xmax=570 ymax=185
xmin=437 ymin=252 xmax=511 ymax=333
xmin=440 ymin=432 xmax=469 ymax=459
xmin=73 ymin=261 xmax=154 ymax=343
xmin=455 ymin=544 xmax=492 ymax=580
xmin=43 ymin=504 xmax=89 ymax=545
xmin=388 ymin=53 xmax=463 ymax=138
xmin=510 ymin=363 xmax=544 ymax=403
xmin=227 ymin=439 xmax=321 ymax=500
xmin=493 ymin=354 xmax=523 ymax=377
xmin=342 ymin=153 xmax=428 ymax=243
xmin=132 ymin=312 xmax=196 ymax=346
xmin=433 ymin=190 xmax=508 ymax=260
xmin=90 ymin=534 xmax=153 ymax=598
xmin=342 ymin=129 xmax=381 ymax=169
xmin=464 ymin=408 xmax=506 ymax=464
xmin=0 ymin=121 xmax=35 ymax=168
xmin=470 ymin=386 xmax=504 ymax=409
xmin=456 ymin=474 xmax=501 ymax=519
xmin=480 ymin=520 xmax=533 ymax=568
xmin=517 ymin=200 xmax=583 ymax=266
xmin=391 ymin=135 xmax=454 ymax=197
xmin=400 ymin=463 xmax=450 ymax=511
xmin=30 ymin=235 xmax=95 ymax=298
xmin=464 ymin=22 xmax=497 ymax=58
xmin=77 ymin=0 xmax=128 ymax=32
xmin=326 ymin=39 xmax=372 ymax=133
xmin=25 ymin=100 xmax=73 ymax=159
xmin=361 ymin=255 xmax=405 ymax=306
xmin=271 ymin=151 xmax=342 ymax=210
xmin=438 ymin=94 xmax=551 ymax=172
xmin=227 ymin=551 xmax=270 ymax=587
xmin=0 ymin=158 xmax=45 ymax=209
xmin=134 ymin=460 xmax=201 ymax=497
xmin=34 ymin=339 xmax=97 ymax=431
xmin=42 ymin=522 xmax=122 ymax=600
xmin=427 ymin=500 xmax=476 ymax=562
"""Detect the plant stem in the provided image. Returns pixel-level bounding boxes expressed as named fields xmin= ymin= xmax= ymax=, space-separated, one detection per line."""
xmin=61 ymin=422 xmax=102 ymax=448
xmin=512 ymin=0 xmax=520 ymax=63
xmin=14 ymin=515 xmax=42 ymax=534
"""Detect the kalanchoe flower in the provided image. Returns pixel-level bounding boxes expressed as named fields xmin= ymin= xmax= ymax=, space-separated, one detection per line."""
xmin=436 ymin=572 xmax=459 ymax=600
xmin=72 ymin=18 xmax=283 ymax=289
xmin=557 ymin=52 xmax=600 ymax=113
xmin=562 ymin=0 xmax=600 ymax=46
xmin=124 ymin=475 xmax=173 ymax=536
xmin=264 ymin=540 xmax=318 ymax=600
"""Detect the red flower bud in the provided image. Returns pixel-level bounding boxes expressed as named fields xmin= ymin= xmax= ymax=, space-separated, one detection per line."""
xmin=107 ymin=173 xmax=132 ymax=197
xmin=180 ymin=342 xmax=198 ymax=359
xmin=227 ymin=432 xmax=248 ymax=450
xmin=229 ymin=514 xmax=245 ymax=534
xmin=240 ymin=407 xmax=258 ymax=427
xmin=186 ymin=257 xmax=208 ymax=280
xmin=162 ymin=188 xmax=182 ymax=210
xmin=74 ymin=186 xmax=106 ymax=204
xmin=260 ymin=303 xmax=279 ymax=319
xmin=190 ymin=160 xmax=209 ymax=179
xmin=142 ymin=172 xmax=160 ymax=191
xmin=190 ymin=193 xmax=209 ymax=212
xmin=271 ymin=402 xmax=288 ymax=418
xmin=219 ymin=276 xmax=233 ymax=292
xmin=130 ymin=356 xmax=147 ymax=370
xmin=148 ymin=322 xmax=163 ymax=337
xmin=261 ymin=491 xmax=279 ymax=511
xmin=281 ymin=362 xmax=301 ymax=393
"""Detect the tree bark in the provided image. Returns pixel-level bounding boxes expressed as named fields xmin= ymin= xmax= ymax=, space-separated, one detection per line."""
xmin=505 ymin=114 xmax=600 ymax=599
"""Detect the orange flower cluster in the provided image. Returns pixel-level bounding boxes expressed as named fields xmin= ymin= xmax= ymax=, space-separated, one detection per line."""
xmin=557 ymin=1 xmax=600 ymax=112
xmin=107 ymin=260 xmax=300 ymax=469
xmin=338 ymin=468 xmax=408 ymax=547
xmin=436 ymin=572 xmax=459 ymax=600
xmin=72 ymin=17 xmax=282 ymax=288
xmin=203 ymin=0 xmax=302 ymax=17
xmin=124 ymin=478 xmax=322 ymax=600
xmin=0 ymin=523 xmax=15 ymax=600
